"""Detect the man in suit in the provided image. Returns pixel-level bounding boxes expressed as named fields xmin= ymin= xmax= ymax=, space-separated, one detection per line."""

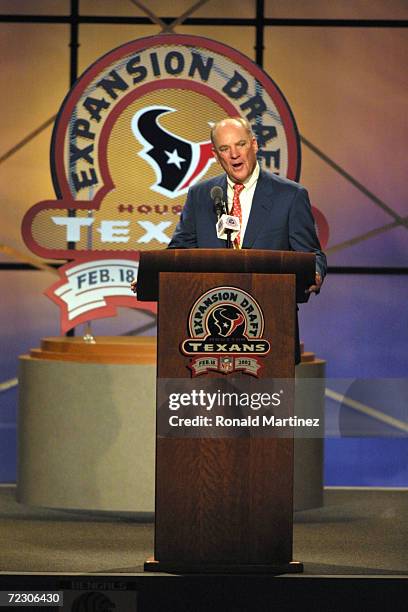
xmin=166 ymin=116 xmax=327 ymax=363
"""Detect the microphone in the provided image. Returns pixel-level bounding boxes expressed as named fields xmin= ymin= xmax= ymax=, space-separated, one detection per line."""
xmin=210 ymin=185 xmax=225 ymax=219
xmin=216 ymin=214 xmax=240 ymax=243
xmin=211 ymin=185 xmax=239 ymax=247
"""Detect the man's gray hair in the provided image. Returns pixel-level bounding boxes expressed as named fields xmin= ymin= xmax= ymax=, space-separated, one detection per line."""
xmin=210 ymin=116 xmax=254 ymax=146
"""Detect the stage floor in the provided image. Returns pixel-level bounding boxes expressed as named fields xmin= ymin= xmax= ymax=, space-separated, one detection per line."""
xmin=0 ymin=486 xmax=406 ymax=575
xmin=0 ymin=487 xmax=407 ymax=610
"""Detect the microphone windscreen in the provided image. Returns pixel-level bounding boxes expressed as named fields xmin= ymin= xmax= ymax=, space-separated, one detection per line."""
xmin=210 ymin=185 xmax=223 ymax=201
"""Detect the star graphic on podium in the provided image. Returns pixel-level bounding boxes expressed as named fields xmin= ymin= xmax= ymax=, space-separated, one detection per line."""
xmin=165 ymin=148 xmax=186 ymax=169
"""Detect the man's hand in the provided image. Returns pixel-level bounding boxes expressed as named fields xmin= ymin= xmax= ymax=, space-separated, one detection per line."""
xmin=306 ymin=272 xmax=323 ymax=294
xmin=130 ymin=279 xmax=137 ymax=294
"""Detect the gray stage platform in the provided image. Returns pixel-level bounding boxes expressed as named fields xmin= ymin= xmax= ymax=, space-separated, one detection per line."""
xmin=0 ymin=486 xmax=407 ymax=574
xmin=0 ymin=486 xmax=406 ymax=611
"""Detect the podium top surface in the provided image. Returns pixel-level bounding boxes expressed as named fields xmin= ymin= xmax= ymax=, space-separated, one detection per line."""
xmin=137 ymin=249 xmax=315 ymax=302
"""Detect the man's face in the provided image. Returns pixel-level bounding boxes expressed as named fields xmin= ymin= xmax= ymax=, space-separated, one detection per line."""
xmin=212 ymin=120 xmax=258 ymax=183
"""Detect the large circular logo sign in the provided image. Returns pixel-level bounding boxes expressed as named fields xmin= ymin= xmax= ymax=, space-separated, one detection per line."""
xmin=21 ymin=34 xmax=302 ymax=333
xmin=23 ymin=34 xmax=300 ymax=259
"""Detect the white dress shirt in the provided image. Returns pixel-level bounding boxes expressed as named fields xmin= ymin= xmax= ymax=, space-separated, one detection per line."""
xmin=226 ymin=163 xmax=260 ymax=247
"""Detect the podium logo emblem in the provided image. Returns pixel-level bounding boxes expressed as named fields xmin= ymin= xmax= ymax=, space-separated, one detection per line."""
xmin=181 ymin=286 xmax=270 ymax=377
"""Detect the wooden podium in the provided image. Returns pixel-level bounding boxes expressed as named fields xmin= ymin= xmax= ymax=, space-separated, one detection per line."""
xmin=137 ymin=249 xmax=315 ymax=573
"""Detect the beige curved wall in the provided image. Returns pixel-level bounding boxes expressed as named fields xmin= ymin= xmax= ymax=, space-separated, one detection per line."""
xmin=17 ymin=343 xmax=325 ymax=514
xmin=17 ymin=356 xmax=156 ymax=514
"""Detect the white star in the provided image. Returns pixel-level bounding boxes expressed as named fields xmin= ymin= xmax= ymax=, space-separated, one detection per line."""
xmin=165 ymin=148 xmax=186 ymax=169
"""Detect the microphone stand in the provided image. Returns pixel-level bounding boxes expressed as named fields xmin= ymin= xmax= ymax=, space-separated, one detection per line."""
xmin=226 ymin=229 xmax=232 ymax=249
xmin=223 ymin=200 xmax=233 ymax=249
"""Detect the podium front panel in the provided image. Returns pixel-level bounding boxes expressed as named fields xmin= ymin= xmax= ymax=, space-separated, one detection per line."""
xmin=154 ymin=272 xmax=296 ymax=565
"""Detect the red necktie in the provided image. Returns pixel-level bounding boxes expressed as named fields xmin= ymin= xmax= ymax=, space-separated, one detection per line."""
xmin=232 ymin=183 xmax=244 ymax=248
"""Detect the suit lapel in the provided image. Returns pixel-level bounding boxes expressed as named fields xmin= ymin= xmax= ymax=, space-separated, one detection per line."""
xmin=241 ymin=170 xmax=274 ymax=248
xmin=220 ymin=174 xmax=228 ymax=211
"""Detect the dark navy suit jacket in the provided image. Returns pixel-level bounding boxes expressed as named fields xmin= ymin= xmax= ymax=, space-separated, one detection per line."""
xmin=168 ymin=169 xmax=327 ymax=363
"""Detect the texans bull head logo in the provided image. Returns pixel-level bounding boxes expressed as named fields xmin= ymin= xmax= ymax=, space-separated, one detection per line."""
xmin=207 ymin=306 xmax=246 ymax=339
xmin=131 ymin=105 xmax=215 ymax=199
